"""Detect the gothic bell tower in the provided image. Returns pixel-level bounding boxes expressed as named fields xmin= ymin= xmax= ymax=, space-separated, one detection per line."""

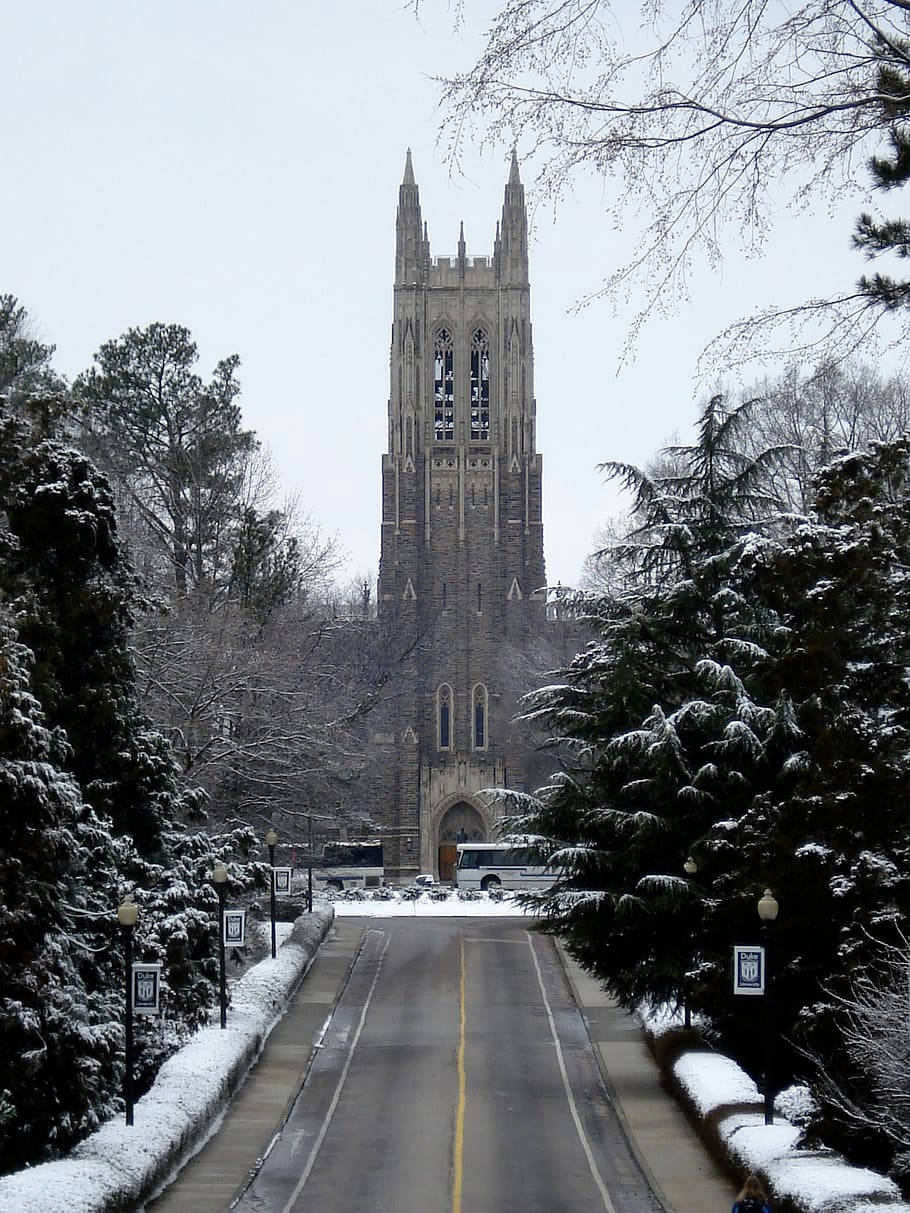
xmin=378 ymin=150 xmax=546 ymax=880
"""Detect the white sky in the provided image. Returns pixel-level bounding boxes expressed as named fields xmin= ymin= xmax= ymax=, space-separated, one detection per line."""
xmin=5 ymin=1 xmax=896 ymax=588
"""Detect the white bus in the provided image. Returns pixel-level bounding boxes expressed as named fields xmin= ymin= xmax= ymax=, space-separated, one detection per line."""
xmin=312 ymin=841 xmax=384 ymax=891
xmin=454 ymin=841 xmax=554 ymax=893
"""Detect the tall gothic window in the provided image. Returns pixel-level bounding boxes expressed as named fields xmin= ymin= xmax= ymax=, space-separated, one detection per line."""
xmin=434 ymin=329 xmax=454 ymax=441
xmin=437 ymin=684 xmax=453 ymax=750
xmin=470 ymin=329 xmax=490 ymax=440
xmin=472 ymin=684 xmax=488 ymax=750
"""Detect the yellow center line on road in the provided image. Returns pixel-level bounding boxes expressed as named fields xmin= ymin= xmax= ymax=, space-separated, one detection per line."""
xmin=452 ymin=933 xmax=466 ymax=1213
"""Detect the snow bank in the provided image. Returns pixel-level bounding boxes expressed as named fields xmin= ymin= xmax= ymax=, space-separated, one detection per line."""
xmin=641 ymin=1006 xmax=910 ymax=1213
xmin=330 ymin=889 xmax=532 ymax=916
xmin=0 ymin=909 xmax=334 ymax=1213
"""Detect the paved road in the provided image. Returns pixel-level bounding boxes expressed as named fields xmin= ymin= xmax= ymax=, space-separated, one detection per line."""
xmin=235 ymin=918 xmax=665 ymax=1213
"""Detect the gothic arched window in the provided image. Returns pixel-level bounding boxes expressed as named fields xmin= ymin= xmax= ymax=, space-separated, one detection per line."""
xmin=470 ymin=329 xmax=490 ymax=440
xmin=437 ymin=684 xmax=453 ymax=750
xmin=434 ymin=329 xmax=454 ymax=441
xmin=472 ymin=684 xmax=488 ymax=750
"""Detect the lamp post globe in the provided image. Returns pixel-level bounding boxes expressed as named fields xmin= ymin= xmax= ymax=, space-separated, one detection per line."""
xmin=757 ymin=887 xmax=779 ymax=1125
xmin=757 ymin=888 xmax=779 ymax=922
xmin=117 ymin=893 xmax=139 ymax=929
xmin=117 ymin=894 xmax=139 ymax=1126
xmin=683 ymin=856 xmax=698 ymax=877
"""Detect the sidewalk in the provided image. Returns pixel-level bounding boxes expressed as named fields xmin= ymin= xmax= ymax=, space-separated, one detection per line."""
xmin=556 ymin=940 xmax=735 ymax=1213
xmin=147 ymin=920 xmax=367 ymax=1212
xmin=148 ymin=920 xmax=733 ymax=1213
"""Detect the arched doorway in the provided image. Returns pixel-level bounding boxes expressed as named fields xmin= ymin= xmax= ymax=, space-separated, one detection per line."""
xmin=437 ymin=800 xmax=486 ymax=882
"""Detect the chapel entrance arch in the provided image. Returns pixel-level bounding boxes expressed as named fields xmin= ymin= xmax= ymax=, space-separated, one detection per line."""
xmin=437 ymin=800 xmax=487 ymax=882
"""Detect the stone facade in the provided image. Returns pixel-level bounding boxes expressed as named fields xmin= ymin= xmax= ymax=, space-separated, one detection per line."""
xmin=376 ymin=151 xmax=550 ymax=881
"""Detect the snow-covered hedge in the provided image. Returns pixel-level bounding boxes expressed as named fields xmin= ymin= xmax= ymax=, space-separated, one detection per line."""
xmin=0 ymin=908 xmax=334 ymax=1213
xmin=641 ymin=1008 xmax=910 ymax=1213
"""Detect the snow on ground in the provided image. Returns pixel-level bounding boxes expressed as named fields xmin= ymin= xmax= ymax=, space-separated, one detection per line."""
xmin=641 ymin=1006 xmax=910 ymax=1213
xmin=0 ymin=910 xmax=334 ymax=1213
xmin=329 ymin=888 xmax=532 ymax=916
xmin=252 ymin=919 xmax=296 ymax=947
xmin=673 ymin=1048 xmax=761 ymax=1115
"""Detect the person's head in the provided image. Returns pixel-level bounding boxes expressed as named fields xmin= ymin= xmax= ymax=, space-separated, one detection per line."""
xmin=738 ymin=1175 xmax=767 ymax=1203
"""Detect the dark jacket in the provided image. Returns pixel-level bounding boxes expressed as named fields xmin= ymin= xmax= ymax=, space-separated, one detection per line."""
xmin=733 ymin=1198 xmax=772 ymax=1213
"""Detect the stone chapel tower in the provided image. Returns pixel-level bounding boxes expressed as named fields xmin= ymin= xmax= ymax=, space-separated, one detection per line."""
xmin=377 ymin=150 xmax=547 ymax=881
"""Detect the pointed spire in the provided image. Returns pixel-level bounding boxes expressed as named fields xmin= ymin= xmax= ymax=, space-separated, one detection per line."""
xmin=396 ymin=148 xmax=425 ymax=284
xmin=509 ymin=146 xmax=521 ymax=185
xmin=458 ymin=220 xmax=466 ymax=264
xmin=498 ymin=150 xmax=528 ymax=283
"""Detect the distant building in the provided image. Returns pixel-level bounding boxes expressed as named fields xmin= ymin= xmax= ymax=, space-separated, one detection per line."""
xmin=375 ymin=151 xmax=553 ymax=881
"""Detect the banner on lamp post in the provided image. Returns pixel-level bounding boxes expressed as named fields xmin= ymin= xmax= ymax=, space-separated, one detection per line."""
xmin=733 ymin=945 xmax=765 ymax=995
xmin=132 ymin=963 xmax=162 ymax=1015
xmin=223 ymin=909 xmax=247 ymax=947
xmin=273 ymin=867 xmax=292 ymax=895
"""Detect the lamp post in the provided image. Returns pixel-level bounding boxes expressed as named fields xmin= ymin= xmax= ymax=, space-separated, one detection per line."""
xmin=116 ymin=893 xmax=139 ymax=1126
xmin=307 ymin=813 xmax=313 ymax=914
xmin=266 ymin=829 xmax=278 ymax=959
xmin=212 ymin=862 xmax=228 ymax=1029
xmin=682 ymin=855 xmax=699 ymax=1028
xmin=757 ymin=887 xmax=779 ymax=1125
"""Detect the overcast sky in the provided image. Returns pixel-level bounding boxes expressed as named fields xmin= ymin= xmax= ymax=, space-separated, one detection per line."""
xmin=6 ymin=2 xmax=894 ymax=589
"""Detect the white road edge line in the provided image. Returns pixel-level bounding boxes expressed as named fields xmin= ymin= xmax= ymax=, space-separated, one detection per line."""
xmin=526 ymin=932 xmax=618 ymax=1213
xmin=313 ymin=1013 xmax=333 ymax=1049
xmin=279 ymin=929 xmax=391 ymax=1213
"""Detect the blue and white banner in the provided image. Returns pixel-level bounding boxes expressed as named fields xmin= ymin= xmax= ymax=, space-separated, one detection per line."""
xmin=132 ymin=962 xmax=162 ymax=1015
xmin=273 ymin=867 xmax=292 ymax=895
xmin=224 ymin=909 xmax=247 ymax=947
xmin=733 ymin=945 xmax=765 ymax=995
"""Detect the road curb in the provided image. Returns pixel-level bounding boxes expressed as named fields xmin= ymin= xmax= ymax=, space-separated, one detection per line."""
xmin=554 ymin=938 xmax=678 ymax=1213
xmin=227 ymin=923 xmax=368 ymax=1208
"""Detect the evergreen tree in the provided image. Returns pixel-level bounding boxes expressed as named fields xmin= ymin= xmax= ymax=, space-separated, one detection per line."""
xmin=506 ymin=396 xmax=789 ymax=1007
xmin=0 ymin=418 xmax=172 ymax=852
xmin=74 ymin=323 xmax=257 ymax=600
xmin=230 ymin=506 xmax=303 ymax=623
xmin=854 ymin=35 xmax=910 ymax=311
xmin=0 ymin=614 xmax=127 ymax=1169
xmin=514 ymin=416 xmax=910 ymax=1178
xmin=0 ymin=407 xmax=265 ymax=1170
xmin=0 ymin=295 xmax=63 ymax=406
xmin=0 ymin=295 xmax=67 ymax=436
xmin=697 ymin=439 xmax=910 ymax=1171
